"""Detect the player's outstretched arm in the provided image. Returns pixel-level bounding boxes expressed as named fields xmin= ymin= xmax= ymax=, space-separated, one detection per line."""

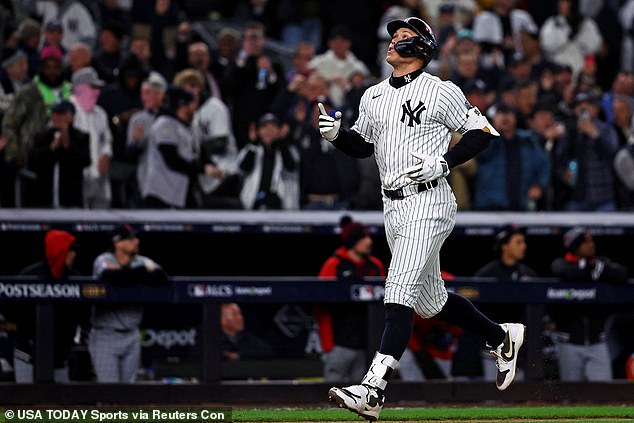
xmin=318 ymin=102 xmax=374 ymax=159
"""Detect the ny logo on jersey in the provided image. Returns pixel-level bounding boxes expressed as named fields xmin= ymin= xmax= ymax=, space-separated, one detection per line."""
xmin=400 ymin=100 xmax=426 ymax=127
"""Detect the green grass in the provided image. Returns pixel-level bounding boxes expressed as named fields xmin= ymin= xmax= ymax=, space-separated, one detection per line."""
xmin=233 ymin=405 xmax=634 ymax=422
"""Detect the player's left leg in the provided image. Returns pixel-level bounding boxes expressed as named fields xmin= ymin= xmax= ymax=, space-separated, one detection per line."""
xmin=415 ymin=258 xmax=525 ymax=390
xmin=119 ymin=330 xmax=141 ymax=383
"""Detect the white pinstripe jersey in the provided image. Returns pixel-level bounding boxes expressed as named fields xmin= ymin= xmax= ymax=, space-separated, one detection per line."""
xmin=351 ymin=71 xmax=471 ymax=190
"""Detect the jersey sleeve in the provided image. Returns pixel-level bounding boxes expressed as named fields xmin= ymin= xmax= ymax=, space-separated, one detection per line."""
xmin=350 ymin=90 xmax=375 ymax=142
xmin=436 ymin=81 xmax=471 ymax=133
xmin=154 ymin=119 xmax=179 ymax=147
xmin=93 ymin=253 xmax=118 ymax=277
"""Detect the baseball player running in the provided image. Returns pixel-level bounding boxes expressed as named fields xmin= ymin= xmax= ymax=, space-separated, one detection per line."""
xmin=319 ymin=17 xmax=525 ymax=421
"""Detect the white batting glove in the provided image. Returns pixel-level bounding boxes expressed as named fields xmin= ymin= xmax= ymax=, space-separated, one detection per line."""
xmin=318 ymin=102 xmax=342 ymax=141
xmin=404 ymin=151 xmax=450 ymax=182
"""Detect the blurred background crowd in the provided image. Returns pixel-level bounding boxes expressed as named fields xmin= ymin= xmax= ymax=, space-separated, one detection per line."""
xmin=1 ymin=0 xmax=633 ymax=390
xmin=1 ymin=0 xmax=633 ymax=211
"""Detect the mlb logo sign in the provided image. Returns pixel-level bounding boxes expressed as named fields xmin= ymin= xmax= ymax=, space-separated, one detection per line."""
xmin=190 ymin=284 xmax=206 ymax=297
xmin=187 ymin=284 xmax=233 ymax=298
xmin=351 ymin=285 xmax=384 ymax=301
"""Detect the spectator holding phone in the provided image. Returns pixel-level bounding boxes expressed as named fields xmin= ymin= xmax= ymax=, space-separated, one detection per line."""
xmin=554 ymin=90 xmax=619 ymax=211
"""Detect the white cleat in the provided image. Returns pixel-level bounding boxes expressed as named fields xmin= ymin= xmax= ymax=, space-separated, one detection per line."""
xmin=328 ymin=384 xmax=384 ymax=421
xmin=490 ymin=323 xmax=526 ymax=391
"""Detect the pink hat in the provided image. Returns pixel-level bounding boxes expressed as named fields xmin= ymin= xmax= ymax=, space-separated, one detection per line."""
xmin=40 ymin=46 xmax=64 ymax=62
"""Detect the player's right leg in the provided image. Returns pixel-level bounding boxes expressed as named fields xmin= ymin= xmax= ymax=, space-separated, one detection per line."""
xmin=488 ymin=322 xmax=526 ymax=390
xmin=328 ymin=351 xmax=397 ymax=421
xmin=88 ymin=329 xmax=121 ymax=383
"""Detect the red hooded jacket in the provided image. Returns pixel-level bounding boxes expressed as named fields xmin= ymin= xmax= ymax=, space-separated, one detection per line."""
xmin=45 ymin=230 xmax=76 ymax=279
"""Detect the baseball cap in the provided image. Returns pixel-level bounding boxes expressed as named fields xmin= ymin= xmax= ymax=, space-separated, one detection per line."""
xmin=145 ymin=71 xmax=167 ymax=92
xmin=112 ymin=224 xmax=138 ymax=243
xmin=340 ymin=215 xmax=369 ymax=249
xmin=101 ymin=20 xmax=125 ymax=40
xmin=509 ymin=52 xmax=528 ymax=67
xmin=494 ymin=224 xmax=524 ymax=252
xmin=40 ymin=45 xmax=64 ymax=62
xmin=498 ymin=75 xmax=519 ymax=93
xmin=16 ymin=18 xmax=41 ymax=40
xmin=495 ymin=103 xmax=516 ymax=115
xmin=563 ymin=227 xmax=591 ymax=253
xmin=439 ymin=4 xmax=455 ymax=13
xmin=71 ymin=67 xmax=105 ymax=87
xmin=45 ymin=19 xmax=63 ymax=32
xmin=257 ymin=112 xmax=280 ymax=127
xmin=166 ymin=85 xmax=194 ymax=110
xmin=329 ymin=25 xmax=351 ymax=40
xmin=530 ymin=101 xmax=556 ymax=118
xmin=1 ymin=48 xmax=26 ymax=69
xmin=464 ymin=79 xmax=488 ymax=96
xmin=50 ymin=99 xmax=76 ymax=115
xmin=574 ymin=89 xmax=600 ymax=106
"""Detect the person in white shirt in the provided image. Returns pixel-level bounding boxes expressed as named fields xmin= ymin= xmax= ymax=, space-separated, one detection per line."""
xmin=36 ymin=0 xmax=97 ymax=50
xmin=540 ymin=0 xmax=602 ymax=79
xmin=472 ymin=0 xmax=538 ymax=55
xmin=69 ymin=67 xmax=112 ymax=208
xmin=192 ymin=90 xmax=241 ymax=208
xmin=308 ymin=26 xmax=369 ymax=108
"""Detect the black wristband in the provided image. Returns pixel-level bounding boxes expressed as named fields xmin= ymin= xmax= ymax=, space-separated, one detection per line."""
xmin=331 ymin=129 xmax=374 ymax=158
xmin=443 ymin=129 xmax=494 ymax=168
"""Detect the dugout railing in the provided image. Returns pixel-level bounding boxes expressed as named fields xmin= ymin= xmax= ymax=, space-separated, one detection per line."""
xmin=1 ymin=276 xmax=633 ymax=386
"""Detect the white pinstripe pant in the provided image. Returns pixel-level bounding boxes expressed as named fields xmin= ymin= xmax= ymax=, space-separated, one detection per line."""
xmin=383 ymin=184 xmax=457 ymax=318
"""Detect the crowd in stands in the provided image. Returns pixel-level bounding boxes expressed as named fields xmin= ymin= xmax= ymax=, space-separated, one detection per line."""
xmin=1 ymin=0 xmax=634 ymax=211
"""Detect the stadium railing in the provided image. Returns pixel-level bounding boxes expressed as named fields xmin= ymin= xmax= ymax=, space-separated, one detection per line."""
xmin=1 ymin=276 xmax=632 ymax=385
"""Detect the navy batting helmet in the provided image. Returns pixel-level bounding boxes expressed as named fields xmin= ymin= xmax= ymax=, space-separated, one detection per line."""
xmin=387 ymin=17 xmax=439 ymax=65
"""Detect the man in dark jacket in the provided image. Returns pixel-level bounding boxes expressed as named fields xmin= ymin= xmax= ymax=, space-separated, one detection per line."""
xmin=317 ymin=216 xmax=386 ymax=382
xmin=9 ymin=230 xmax=86 ymax=383
xmin=225 ymin=22 xmax=285 ymax=149
xmin=27 ymin=100 xmax=91 ymax=207
xmin=475 ymin=224 xmax=537 ymax=281
xmin=97 ymin=55 xmax=146 ymax=207
xmin=550 ymin=227 xmax=628 ymax=381
xmin=220 ymin=303 xmax=274 ymax=361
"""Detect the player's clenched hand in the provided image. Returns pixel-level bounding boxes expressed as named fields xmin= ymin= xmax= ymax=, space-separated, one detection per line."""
xmin=404 ymin=151 xmax=450 ymax=182
xmin=318 ymin=102 xmax=342 ymax=141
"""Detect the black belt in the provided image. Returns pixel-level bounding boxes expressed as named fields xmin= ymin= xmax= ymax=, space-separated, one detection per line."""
xmin=383 ymin=180 xmax=438 ymax=200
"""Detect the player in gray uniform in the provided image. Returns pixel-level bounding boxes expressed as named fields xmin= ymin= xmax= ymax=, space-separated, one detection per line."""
xmin=89 ymin=224 xmax=167 ymax=383
xmin=319 ymin=18 xmax=526 ymax=421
